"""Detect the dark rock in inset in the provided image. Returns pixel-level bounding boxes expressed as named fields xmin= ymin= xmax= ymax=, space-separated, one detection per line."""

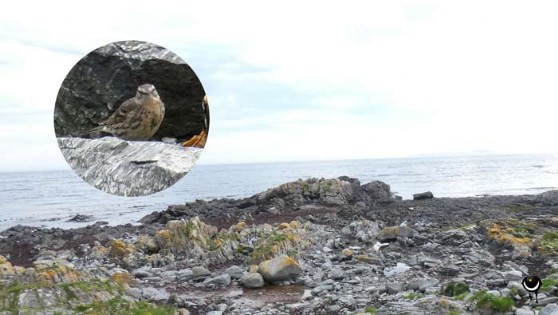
xmin=413 ymin=191 xmax=434 ymax=200
xmin=54 ymin=40 xmax=206 ymax=142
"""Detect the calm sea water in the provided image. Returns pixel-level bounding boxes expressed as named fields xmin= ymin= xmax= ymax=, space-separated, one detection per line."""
xmin=1 ymin=154 xmax=557 ymax=231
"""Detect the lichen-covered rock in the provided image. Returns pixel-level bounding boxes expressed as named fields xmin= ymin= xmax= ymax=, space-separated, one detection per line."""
xmin=257 ymin=255 xmax=303 ymax=283
xmin=54 ymin=40 xmax=206 ymax=142
xmin=377 ymin=226 xmax=417 ymax=242
xmin=109 ymin=239 xmax=135 ymax=260
xmin=0 ymin=258 xmax=15 ymax=276
xmin=57 ymin=137 xmax=202 ymax=196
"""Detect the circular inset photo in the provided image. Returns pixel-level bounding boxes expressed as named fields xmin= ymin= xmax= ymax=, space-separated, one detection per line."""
xmin=54 ymin=40 xmax=209 ymax=197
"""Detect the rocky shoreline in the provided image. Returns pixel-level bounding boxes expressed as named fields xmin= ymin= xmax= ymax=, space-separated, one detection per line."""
xmin=2 ymin=177 xmax=558 ymax=314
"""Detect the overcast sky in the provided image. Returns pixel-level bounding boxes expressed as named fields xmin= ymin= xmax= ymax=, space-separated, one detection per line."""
xmin=1 ymin=1 xmax=558 ymax=172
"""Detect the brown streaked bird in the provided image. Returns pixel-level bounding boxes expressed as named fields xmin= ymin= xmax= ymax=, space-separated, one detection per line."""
xmin=182 ymin=95 xmax=209 ymax=148
xmin=84 ymin=84 xmax=165 ymax=141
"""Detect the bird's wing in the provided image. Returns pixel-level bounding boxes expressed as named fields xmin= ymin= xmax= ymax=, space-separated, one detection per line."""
xmin=101 ymin=97 xmax=140 ymax=126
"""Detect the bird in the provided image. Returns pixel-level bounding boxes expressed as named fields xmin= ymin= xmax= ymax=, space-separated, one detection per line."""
xmin=522 ymin=276 xmax=541 ymax=303
xmin=83 ymin=84 xmax=165 ymax=141
xmin=182 ymin=95 xmax=209 ymax=148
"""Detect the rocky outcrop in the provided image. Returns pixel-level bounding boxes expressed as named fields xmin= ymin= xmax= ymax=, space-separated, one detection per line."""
xmin=54 ymin=40 xmax=207 ymax=142
xmin=57 ymin=137 xmax=202 ymax=196
xmin=140 ymin=177 xmax=394 ymax=226
xmin=256 ymin=177 xmax=393 ymax=209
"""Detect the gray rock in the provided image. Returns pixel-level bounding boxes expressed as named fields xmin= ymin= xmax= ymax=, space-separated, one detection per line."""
xmin=326 ymin=305 xmax=342 ymax=312
xmin=384 ymin=263 xmax=411 ymax=277
xmin=361 ymin=181 xmax=392 ymax=200
xmin=142 ymin=287 xmax=170 ymax=301
xmin=54 ymin=40 xmax=206 ymax=142
xmin=536 ymin=190 xmax=558 ymax=206
xmin=132 ymin=267 xmax=153 ymax=279
xmin=539 ymin=297 xmax=558 ymax=307
xmin=203 ymin=274 xmax=231 ymax=287
xmin=192 ymin=266 xmax=211 ymax=278
xmin=486 ymin=290 xmax=501 ymax=297
xmin=540 ymin=303 xmax=558 ymax=315
xmin=328 ymin=268 xmax=344 ymax=280
xmin=413 ymin=191 xmax=434 ymax=200
xmin=507 ymin=281 xmax=528 ymax=296
xmin=386 ymin=282 xmax=404 ymax=294
xmin=515 ymin=307 xmax=535 ymax=315
xmin=241 ymin=272 xmax=264 ymax=288
xmin=439 ymin=264 xmax=460 ymax=276
xmin=418 ymin=278 xmax=440 ymax=292
xmin=435 ymin=229 xmax=469 ymax=246
xmin=175 ymin=269 xmax=194 ymax=281
xmin=503 ymin=270 xmax=523 ymax=281
xmin=58 ymin=137 xmax=201 ymax=196
xmin=311 ymin=285 xmax=333 ymax=295
xmin=225 ymin=265 xmax=245 ymax=279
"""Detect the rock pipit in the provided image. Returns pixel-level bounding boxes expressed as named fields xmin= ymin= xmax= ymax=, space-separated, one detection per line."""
xmin=84 ymin=84 xmax=165 ymax=141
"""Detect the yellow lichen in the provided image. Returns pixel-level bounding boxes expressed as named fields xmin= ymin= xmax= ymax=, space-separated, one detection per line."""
xmin=214 ymin=239 xmax=223 ymax=249
xmin=111 ymin=272 xmax=134 ymax=286
xmin=487 ymin=222 xmax=533 ymax=245
xmin=278 ymin=223 xmax=290 ymax=230
xmin=110 ymin=239 xmax=135 ymax=259
xmin=235 ymin=221 xmax=247 ymax=231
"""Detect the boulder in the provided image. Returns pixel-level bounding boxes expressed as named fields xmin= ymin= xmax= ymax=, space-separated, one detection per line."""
xmin=257 ymin=255 xmax=303 ymax=283
xmin=54 ymin=40 xmax=206 ymax=142
xmin=361 ymin=181 xmax=392 ymax=200
xmin=57 ymin=137 xmax=202 ymax=196
xmin=413 ymin=191 xmax=434 ymax=200
xmin=241 ymin=272 xmax=265 ymax=288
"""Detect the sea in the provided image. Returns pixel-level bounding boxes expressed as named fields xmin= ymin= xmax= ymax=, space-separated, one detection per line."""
xmin=1 ymin=154 xmax=557 ymax=232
